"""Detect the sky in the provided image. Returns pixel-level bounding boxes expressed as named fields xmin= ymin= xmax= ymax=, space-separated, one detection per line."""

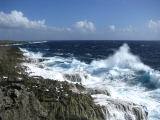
xmin=0 ymin=0 xmax=160 ymax=41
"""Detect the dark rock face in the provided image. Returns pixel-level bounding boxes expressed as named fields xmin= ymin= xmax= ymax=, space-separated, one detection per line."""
xmin=0 ymin=84 xmax=47 ymax=120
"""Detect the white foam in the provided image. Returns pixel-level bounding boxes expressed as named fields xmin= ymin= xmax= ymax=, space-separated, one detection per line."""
xmin=20 ymin=48 xmax=43 ymax=58
xmin=91 ymin=43 xmax=150 ymax=71
xmin=149 ymin=70 xmax=160 ymax=88
xmin=20 ymin=43 xmax=160 ymax=120
xmin=91 ymin=43 xmax=160 ymax=88
xmin=31 ymin=41 xmax=48 ymax=44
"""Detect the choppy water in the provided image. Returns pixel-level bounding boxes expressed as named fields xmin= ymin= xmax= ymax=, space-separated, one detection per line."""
xmin=14 ymin=40 xmax=160 ymax=120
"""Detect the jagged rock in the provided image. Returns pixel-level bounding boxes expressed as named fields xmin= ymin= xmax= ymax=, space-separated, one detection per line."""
xmin=31 ymin=79 xmax=106 ymax=120
xmin=38 ymin=58 xmax=49 ymax=63
xmin=86 ymin=87 xmax=111 ymax=96
xmin=0 ymin=84 xmax=47 ymax=120
xmin=26 ymin=58 xmax=49 ymax=63
xmin=62 ymin=71 xmax=89 ymax=82
xmin=63 ymin=73 xmax=82 ymax=82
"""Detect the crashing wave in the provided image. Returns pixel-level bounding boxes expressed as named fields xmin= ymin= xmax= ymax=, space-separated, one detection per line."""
xmin=20 ymin=43 xmax=160 ymax=119
xmin=91 ymin=43 xmax=160 ymax=88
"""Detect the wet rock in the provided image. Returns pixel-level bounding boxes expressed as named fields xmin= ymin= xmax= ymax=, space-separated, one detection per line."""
xmin=38 ymin=64 xmax=45 ymax=69
xmin=38 ymin=58 xmax=49 ymax=63
xmin=62 ymin=71 xmax=89 ymax=82
xmin=63 ymin=73 xmax=82 ymax=82
xmin=75 ymin=83 xmax=86 ymax=91
xmin=86 ymin=87 xmax=111 ymax=96
xmin=104 ymin=98 xmax=148 ymax=120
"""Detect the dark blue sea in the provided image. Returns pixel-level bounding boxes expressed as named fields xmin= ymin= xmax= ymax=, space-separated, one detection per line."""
xmin=14 ymin=40 xmax=160 ymax=120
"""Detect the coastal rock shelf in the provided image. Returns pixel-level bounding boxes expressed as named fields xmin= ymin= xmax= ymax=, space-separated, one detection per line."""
xmin=0 ymin=45 xmax=148 ymax=120
xmin=0 ymin=83 xmax=47 ymax=120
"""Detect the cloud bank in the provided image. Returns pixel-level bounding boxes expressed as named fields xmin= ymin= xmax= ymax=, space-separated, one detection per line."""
xmin=0 ymin=10 xmax=159 ymax=40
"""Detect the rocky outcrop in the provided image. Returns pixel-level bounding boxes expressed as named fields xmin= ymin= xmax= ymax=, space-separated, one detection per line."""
xmin=0 ymin=76 xmax=106 ymax=120
xmin=26 ymin=58 xmax=49 ymax=63
xmin=25 ymin=78 xmax=106 ymax=120
xmin=0 ymin=83 xmax=47 ymax=120
xmin=62 ymin=71 xmax=89 ymax=82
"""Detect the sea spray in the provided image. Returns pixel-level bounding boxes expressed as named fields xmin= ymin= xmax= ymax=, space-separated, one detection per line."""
xmin=18 ymin=41 xmax=160 ymax=119
xmin=20 ymin=50 xmax=148 ymax=120
xmin=91 ymin=43 xmax=150 ymax=71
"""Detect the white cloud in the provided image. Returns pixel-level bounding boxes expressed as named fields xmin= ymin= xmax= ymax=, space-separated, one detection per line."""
xmin=147 ymin=20 xmax=160 ymax=32
xmin=74 ymin=20 xmax=96 ymax=33
xmin=0 ymin=11 xmax=97 ymax=40
xmin=0 ymin=10 xmax=70 ymax=32
xmin=0 ymin=10 xmax=46 ymax=29
xmin=108 ymin=25 xmax=115 ymax=31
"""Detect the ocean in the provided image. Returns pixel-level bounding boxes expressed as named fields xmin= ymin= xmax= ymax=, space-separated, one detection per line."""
xmin=14 ymin=40 xmax=160 ymax=120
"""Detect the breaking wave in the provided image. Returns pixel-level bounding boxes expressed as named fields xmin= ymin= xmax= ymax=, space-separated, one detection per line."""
xmin=91 ymin=43 xmax=160 ymax=88
xmin=91 ymin=43 xmax=150 ymax=71
xmin=21 ymin=43 xmax=160 ymax=120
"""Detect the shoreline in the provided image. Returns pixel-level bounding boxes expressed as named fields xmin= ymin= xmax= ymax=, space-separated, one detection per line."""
xmin=19 ymin=45 xmax=148 ymax=120
xmin=0 ymin=40 xmax=29 ymax=46
xmin=0 ymin=42 xmax=149 ymax=119
xmin=0 ymin=46 xmax=107 ymax=120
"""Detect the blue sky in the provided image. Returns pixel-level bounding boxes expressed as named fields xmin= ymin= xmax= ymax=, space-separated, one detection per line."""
xmin=0 ymin=0 xmax=160 ymax=40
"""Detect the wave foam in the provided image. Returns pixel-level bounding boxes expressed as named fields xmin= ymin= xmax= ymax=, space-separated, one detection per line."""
xmin=91 ymin=43 xmax=160 ymax=88
xmin=91 ymin=43 xmax=150 ymax=71
xmin=20 ymin=48 xmax=43 ymax=58
xmin=20 ymin=43 xmax=160 ymax=120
